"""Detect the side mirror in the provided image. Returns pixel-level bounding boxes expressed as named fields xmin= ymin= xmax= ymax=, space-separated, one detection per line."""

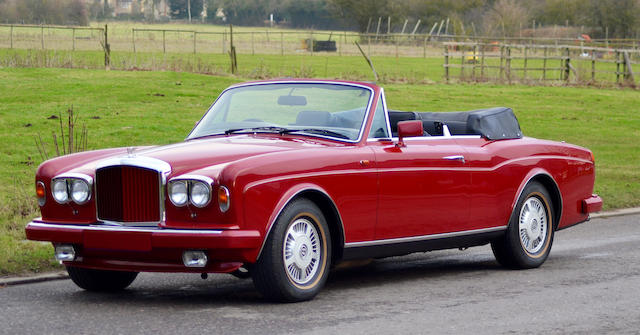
xmin=397 ymin=120 xmax=423 ymax=147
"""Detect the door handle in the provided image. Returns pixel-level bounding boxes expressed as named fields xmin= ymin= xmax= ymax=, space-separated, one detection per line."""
xmin=443 ymin=155 xmax=465 ymax=164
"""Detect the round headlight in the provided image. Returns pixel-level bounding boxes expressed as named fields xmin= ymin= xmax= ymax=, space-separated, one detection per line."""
xmin=169 ymin=181 xmax=188 ymax=207
xmin=190 ymin=181 xmax=211 ymax=208
xmin=52 ymin=179 xmax=69 ymax=203
xmin=70 ymin=179 xmax=90 ymax=204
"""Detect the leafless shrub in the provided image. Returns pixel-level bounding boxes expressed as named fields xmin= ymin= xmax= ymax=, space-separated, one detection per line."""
xmin=35 ymin=106 xmax=88 ymax=161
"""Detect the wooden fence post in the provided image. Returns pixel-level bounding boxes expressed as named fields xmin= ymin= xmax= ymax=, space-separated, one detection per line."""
xmin=523 ymin=46 xmax=528 ymax=80
xmin=543 ymin=46 xmax=547 ymax=81
xmin=280 ymin=32 xmax=284 ymax=56
xmin=423 ymin=36 xmax=427 ymax=58
xmin=591 ymin=50 xmax=596 ymax=82
xmin=480 ymin=43 xmax=485 ymax=80
xmin=616 ymin=50 xmax=621 ymax=84
xmin=506 ymin=46 xmax=511 ymax=83
xmin=229 ymin=24 xmax=237 ymax=74
xmin=193 ymin=32 xmax=196 ymax=54
xmin=162 ymin=30 xmax=166 ymax=53
xmin=132 ymin=29 xmax=136 ymax=53
xmin=10 ymin=24 xmax=13 ymax=49
xmin=310 ymin=31 xmax=314 ymax=56
xmin=251 ymin=32 xmax=254 ymax=55
xmin=41 ymin=25 xmax=44 ymax=49
xmin=499 ymin=46 xmax=504 ymax=81
xmin=72 ymin=28 xmax=76 ymax=51
xmin=623 ymin=51 xmax=636 ymax=84
xmin=460 ymin=45 xmax=465 ymax=79
xmin=103 ymin=24 xmax=110 ymax=71
xmin=472 ymin=44 xmax=477 ymax=81
xmin=444 ymin=44 xmax=449 ymax=82
xmin=564 ymin=48 xmax=570 ymax=81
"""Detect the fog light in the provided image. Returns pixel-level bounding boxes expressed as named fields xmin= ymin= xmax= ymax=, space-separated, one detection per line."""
xmin=182 ymin=250 xmax=207 ymax=268
xmin=54 ymin=244 xmax=76 ymax=262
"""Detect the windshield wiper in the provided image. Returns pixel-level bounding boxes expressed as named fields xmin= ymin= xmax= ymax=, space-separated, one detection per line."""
xmin=224 ymin=126 xmax=350 ymax=140
xmin=281 ymin=128 xmax=350 ymax=139
xmin=224 ymin=126 xmax=292 ymax=135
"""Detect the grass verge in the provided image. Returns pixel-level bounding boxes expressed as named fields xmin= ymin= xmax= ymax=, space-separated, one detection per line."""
xmin=0 ymin=67 xmax=637 ymax=275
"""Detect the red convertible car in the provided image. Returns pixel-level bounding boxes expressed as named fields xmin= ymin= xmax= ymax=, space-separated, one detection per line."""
xmin=26 ymin=79 xmax=602 ymax=302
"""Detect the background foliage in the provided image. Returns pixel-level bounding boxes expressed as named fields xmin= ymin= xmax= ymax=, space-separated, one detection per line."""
xmin=1 ymin=0 xmax=639 ymax=38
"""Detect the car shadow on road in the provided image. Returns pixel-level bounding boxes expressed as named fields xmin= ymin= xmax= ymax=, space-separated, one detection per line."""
xmin=59 ymin=250 xmax=505 ymax=306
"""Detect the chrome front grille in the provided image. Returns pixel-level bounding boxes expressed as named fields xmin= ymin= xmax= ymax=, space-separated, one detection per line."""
xmin=95 ymin=165 xmax=161 ymax=224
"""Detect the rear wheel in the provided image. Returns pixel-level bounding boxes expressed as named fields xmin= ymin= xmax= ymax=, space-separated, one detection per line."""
xmin=66 ymin=266 xmax=138 ymax=292
xmin=491 ymin=181 xmax=555 ymax=269
xmin=251 ymin=199 xmax=331 ymax=302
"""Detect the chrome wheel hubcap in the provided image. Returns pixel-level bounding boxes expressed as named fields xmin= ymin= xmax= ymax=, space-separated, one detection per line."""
xmin=519 ymin=197 xmax=548 ymax=254
xmin=283 ymin=218 xmax=321 ymax=285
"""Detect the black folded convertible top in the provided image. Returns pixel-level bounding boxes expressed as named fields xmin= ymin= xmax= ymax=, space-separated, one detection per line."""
xmin=389 ymin=107 xmax=522 ymax=140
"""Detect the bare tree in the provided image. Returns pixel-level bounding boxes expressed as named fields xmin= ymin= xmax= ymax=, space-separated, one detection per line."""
xmin=484 ymin=0 xmax=531 ymax=37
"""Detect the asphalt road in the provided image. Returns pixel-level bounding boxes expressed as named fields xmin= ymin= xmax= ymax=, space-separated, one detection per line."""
xmin=2 ymin=214 xmax=640 ymax=335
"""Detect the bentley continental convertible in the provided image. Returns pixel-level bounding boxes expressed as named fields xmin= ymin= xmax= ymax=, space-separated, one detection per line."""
xmin=26 ymin=80 xmax=603 ymax=302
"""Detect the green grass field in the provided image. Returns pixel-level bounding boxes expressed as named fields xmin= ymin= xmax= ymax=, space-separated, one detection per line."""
xmin=0 ymin=67 xmax=638 ymax=276
xmin=0 ymin=48 xmax=445 ymax=83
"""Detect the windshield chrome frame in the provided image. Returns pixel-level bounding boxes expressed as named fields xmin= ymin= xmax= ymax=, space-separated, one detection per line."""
xmin=186 ymin=81 xmax=376 ymax=144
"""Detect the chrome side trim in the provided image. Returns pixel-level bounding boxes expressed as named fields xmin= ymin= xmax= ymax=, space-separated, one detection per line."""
xmin=169 ymin=174 xmax=214 ymax=185
xmin=344 ymin=226 xmax=507 ymax=248
xmin=54 ymin=173 xmax=94 ymax=185
xmin=366 ymin=134 xmax=483 ymax=143
xmin=256 ymin=187 xmax=347 ymax=260
xmin=367 ymin=88 xmax=393 ymax=140
xmin=27 ymin=221 xmax=223 ymax=234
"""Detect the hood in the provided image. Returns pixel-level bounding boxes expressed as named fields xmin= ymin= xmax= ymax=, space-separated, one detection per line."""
xmin=139 ymin=135 xmax=326 ymax=176
xmin=41 ymin=134 xmax=337 ymax=179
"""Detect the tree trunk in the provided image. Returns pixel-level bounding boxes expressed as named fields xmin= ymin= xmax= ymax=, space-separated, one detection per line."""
xmin=187 ymin=0 xmax=191 ymax=23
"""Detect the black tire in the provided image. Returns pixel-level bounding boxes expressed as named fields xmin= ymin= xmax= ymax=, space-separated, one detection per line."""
xmin=491 ymin=181 xmax=555 ymax=269
xmin=66 ymin=266 xmax=138 ymax=292
xmin=251 ymin=198 xmax=331 ymax=302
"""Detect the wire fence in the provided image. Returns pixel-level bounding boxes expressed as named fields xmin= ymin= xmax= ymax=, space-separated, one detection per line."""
xmin=1 ymin=23 xmax=640 ymax=86
xmin=443 ymin=42 xmax=640 ymax=86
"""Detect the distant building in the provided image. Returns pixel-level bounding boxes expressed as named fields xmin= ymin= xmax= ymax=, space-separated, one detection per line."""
xmin=88 ymin=0 xmax=170 ymax=18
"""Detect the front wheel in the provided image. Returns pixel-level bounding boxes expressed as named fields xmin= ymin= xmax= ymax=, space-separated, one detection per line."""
xmin=66 ymin=266 xmax=138 ymax=292
xmin=251 ymin=199 xmax=331 ymax=302
xmin=491 ymin=181 xmax=555 ymax=269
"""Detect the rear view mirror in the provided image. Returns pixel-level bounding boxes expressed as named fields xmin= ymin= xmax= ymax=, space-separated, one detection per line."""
xmin=278 ymin=95 xmax=307 ymax=106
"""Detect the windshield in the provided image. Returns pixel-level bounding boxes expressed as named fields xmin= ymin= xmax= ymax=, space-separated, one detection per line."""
xmin=187 ymin=83 xmax=373 ymax=141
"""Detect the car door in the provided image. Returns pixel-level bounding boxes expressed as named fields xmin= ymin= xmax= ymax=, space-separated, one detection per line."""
xmin=454 ymin=136 xmax=523 ymax=230
xmin=368 ymin=137 xmax=472 ymax=240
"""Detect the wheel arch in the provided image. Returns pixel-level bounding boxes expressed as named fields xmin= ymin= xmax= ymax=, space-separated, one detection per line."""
xmin=512 ymin=170 xmax=563 ymax=230
xmin=257 ymin=184 xmax=345 ymax=263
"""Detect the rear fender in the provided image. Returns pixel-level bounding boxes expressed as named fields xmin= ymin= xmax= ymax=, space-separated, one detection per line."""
xmin=511 ymin=168 xmax=563 ymax=229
